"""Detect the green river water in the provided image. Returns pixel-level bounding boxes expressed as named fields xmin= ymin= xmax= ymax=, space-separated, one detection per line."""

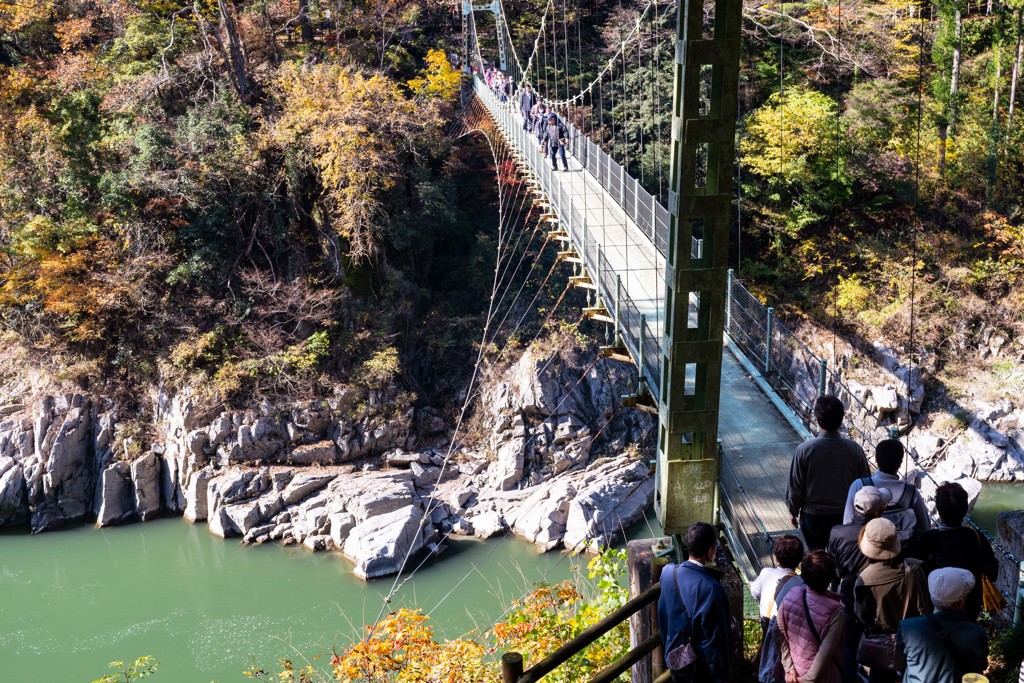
xmin=0 ymin=486 xmax=1018 ymax=683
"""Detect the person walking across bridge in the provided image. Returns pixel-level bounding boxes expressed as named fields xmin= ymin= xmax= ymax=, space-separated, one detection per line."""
xmin=853 ymin=517 xmax=931 ymax=683
xmin=786 ymin=395 xmax=870 ymax=551
xmin=842 ymin=438 xmax=929 ymax=546
xmin=542 ymin=112 xmax=570 ymax=171
xmin=520 ymin=84 xmax=537 ymax=131
xmin=907 ymin=481 xmax=998 ymax=623
xmin=778 ymin=550 xmax=846 ymax=683
xmin=657 ymin=522 xmax=733 ymax=682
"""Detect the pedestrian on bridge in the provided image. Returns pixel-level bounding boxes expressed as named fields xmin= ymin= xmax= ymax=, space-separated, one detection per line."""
xmin=906 ymin=481 xmax=998 ymax=623
xmin=520 ymin=85 xmax=536 ymax=130
xmin=657 ymin=522 xmax=733 ymax=683
xmin=786 ymin=395 xmax=870 ymax=551
xmin=842 ymin=438 xmax=929 ymax=545
xmin=542 ymin=112 xmax=570 ymax=171
xmin=751 ymin=534 xmax=804 ymax=683
xmin=778 ymin=550 xmax=846 ymax=683
xmin=828 ymin=485 xmax=890 ymax=683
xmin=853 ymin=517 xmax=931 ymax=683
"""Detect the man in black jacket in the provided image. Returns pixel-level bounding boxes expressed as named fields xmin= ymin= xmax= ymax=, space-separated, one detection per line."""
xmin=786 ymin=395 xmax=870 ymax=550
xmin=519 ymin=85 xmax=537 ymax=131
xmin=827 ymin=485 xmax=889 ymax=683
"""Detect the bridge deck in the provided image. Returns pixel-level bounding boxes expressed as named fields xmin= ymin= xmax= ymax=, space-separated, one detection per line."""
xmin=475 ymin=81 xmax=805 ymax=576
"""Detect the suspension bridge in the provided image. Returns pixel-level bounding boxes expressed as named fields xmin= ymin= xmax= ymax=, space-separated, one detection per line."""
xmin=457 ymin=0 xmax=1022 ymax=613
xmin=366 ymin=0 xmax=1023 ymax=679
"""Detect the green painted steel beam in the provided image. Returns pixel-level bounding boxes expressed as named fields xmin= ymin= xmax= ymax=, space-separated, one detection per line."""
xmin=655 ymin=0 xmax=742 ymax=534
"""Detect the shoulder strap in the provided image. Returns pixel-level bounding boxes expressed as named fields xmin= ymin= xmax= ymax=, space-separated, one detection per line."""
xmin=899 ymin=563 xmax=916 ymax=619
xmin=766 ymin=572 xmax=798 ymax=619
xmin=672 ymin=565 xmax=693 ymax=641
xmin=861 ymin=476 xmax=872 ymax=487
xmin=894 ymin=482 xmax=916 ymax=508
xmin=926 ymin=614 xmax=972 ymax=673
xmin=801 ymin=588 xmax=822 ymax=646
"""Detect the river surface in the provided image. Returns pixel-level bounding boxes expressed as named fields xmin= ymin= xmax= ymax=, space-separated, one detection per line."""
xmin=0 ymin=488 xmax=1017 ymax=682
xmin=0 ymin=518 xmax=613 ymax=683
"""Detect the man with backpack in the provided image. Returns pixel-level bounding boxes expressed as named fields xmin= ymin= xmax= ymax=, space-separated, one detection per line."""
xmin=897 ymin=568 xmax=988 ymax=683
xmin=842 ymin=439 xmax=929 ymax=544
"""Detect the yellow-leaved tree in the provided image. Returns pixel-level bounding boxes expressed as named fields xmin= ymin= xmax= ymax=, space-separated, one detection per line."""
xmin=272 ymin=63 xmax=441 ymax=263
xmin=407 ymin=49 xmax=461 ymax=100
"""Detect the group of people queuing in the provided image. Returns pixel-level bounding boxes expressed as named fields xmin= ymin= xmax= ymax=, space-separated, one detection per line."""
xmin=657 ymin=395 xmax=1001 ymax=683
xmin=518 ymin=84 xmax=570 ymax=172
xmin=484 ymin=64 xmax=511 ymax=102
xmin=477 ymin=62 xmax=573 ymax=172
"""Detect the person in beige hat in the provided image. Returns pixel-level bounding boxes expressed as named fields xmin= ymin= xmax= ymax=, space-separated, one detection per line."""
xmin=853 ymin=518 xmax=931 ymax=683
xmin=897 ymin=567 xmax=988 ymax=683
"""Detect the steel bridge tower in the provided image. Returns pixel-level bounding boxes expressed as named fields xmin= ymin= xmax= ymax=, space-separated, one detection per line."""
xmin=654 ymin=0 xmax=743 ymax=535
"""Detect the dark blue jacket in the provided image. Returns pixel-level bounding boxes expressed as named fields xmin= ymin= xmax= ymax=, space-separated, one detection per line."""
xmin=897 ymin=610 xmax=988 ymax=683
xmin=658 ymin=562 xmax=733 ymax=682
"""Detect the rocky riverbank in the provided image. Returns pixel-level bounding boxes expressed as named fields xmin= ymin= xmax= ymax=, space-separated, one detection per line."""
xmin=0 ymin=346 xmax=655 ymax=579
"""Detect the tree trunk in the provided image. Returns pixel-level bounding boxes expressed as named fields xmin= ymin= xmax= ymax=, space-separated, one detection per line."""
xmin=1008 ymin=10 xmax=1023 ymax=146
xmin=938 ymin=122 xmax=948 ymax=176
xmin=218 ymin=0 xmax=250 ymax=101
xmin=994 ymin=43 xmax=1002 ymax=126
xmin=299 ymin=0 xmax=314 ymax=43
xmin=950 ymin=7 xmax=963 ymax=135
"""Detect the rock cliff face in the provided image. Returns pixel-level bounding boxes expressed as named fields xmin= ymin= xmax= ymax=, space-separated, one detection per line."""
xmin=0 ymin=346 xmax=656 ymax=579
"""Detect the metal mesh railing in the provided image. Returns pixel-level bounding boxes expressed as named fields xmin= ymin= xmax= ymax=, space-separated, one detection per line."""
xmin=473 ymin=77 xmax=664 ymax=397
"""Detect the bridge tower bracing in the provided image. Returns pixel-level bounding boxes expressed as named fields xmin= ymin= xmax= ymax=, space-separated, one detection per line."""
xmin=462 ymin=0 xmax=507 ymax=72
xmin=655 ymin=0 xmax=743 ymax=535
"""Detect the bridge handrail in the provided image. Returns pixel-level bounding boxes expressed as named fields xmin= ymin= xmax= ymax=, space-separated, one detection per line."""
xmin=474 ymin=76 xmax=666 ymax=397
xmin=726 ymin=271 xmax=1021 ymax=614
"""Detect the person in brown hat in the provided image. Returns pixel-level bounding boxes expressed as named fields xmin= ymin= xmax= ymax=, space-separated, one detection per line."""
xmin=853 ymin=518 xmax=932 ymax=683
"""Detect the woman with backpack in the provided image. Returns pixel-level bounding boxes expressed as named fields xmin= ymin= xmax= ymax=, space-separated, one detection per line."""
xmin=777 ymin=551 xmax=845 ymax=683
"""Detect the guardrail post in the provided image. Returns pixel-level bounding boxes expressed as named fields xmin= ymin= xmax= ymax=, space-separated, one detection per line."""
xmin=1015 ymin=561 xmax=1024 ymax=626
xmin=501 ymin=652 xmax=523 ymax=683
xmin=651 ymin=194 xmax=658 ymax=241
xmin=765 ymin=307 xmax=774 ymax=375
xmin=725 ymin=269 xmax=733 ymax=335
xmin=818 ymin=358 xmax=828 ymax=397
xmin=638 ymin=315 xmax=646 ymax=394
xmin=615 ymin=274 xmax=622 ymax=345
